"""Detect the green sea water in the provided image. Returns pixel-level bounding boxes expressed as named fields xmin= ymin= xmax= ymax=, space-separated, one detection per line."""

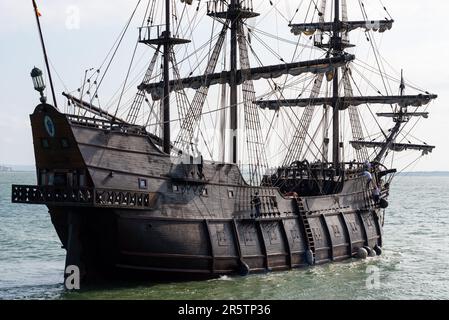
xmin=1 ymin=172 xmax=448 ymax=300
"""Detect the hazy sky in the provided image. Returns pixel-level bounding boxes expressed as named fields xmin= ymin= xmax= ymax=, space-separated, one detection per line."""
xmin=0 ymin=0 xmax=448 ymax=171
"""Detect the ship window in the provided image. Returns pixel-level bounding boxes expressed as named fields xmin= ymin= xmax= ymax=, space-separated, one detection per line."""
xmin=40 ymin=170 xmax=47 ymax=185
xmin=79 ymin=172 xmax=86 ymax=187
xmin=172 ymin=184 xmax=180 ymax=193
xmin=54 ymin=173 xmax=67 ymax=187
xmin=41 ymin=139 xmax=50 ymax=149
xmin=61 ymin=138 xmax=70 ymax=148
xmin=71 ymin=170 xmax=78 ymax=188
xmin=139 ymin=178 xmax=148 ymax=190
xmin=47 ymin=172 xmax=54 ymax=186
xmin=228 ymin=190 xmax=234 ymax=198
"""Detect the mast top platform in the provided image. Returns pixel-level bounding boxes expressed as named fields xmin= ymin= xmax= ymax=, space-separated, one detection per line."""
xmin=206 ymin=0 xmax=259 ymax=20
xmin=138 ymin=25 xmax=190 ymax=46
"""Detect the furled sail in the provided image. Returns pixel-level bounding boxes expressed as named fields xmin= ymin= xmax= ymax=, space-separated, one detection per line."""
xmin=290 ymin=20 xmax=394 ymax=36
xmin=350 ymin=141 xmax=435 ymax=155
xmin=376 ymin=112 xmax=429 ymax=119
xmin=256 ymin=94 xmax=437 ymax=110
xmin=139 ymin=55 xmax=354 ymax=100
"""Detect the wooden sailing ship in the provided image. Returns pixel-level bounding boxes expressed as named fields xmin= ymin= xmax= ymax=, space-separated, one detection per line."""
xmin=12 ymin=0 xmax=437 ymax=282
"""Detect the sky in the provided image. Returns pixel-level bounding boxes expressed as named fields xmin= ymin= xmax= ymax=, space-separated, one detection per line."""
xmin=0 ymin=0 xmax=448 ymax=171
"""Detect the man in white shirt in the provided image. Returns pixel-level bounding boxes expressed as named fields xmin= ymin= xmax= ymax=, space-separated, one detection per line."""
xmin=361 ymin=170 xmax=373 ymax=188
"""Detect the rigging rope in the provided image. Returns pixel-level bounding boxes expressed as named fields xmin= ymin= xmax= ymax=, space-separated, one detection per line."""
xmin=238 ymin=22 xmax=270 ymax=186
xmin=343 ymin=67 xmax=369 ymax=162
xmin=126 ymin=46 xmax=161 ymax=124
xmin=89 ymin=0 xmax=142 ymax=109
xmin=174 ymin=22 xmax=229 ymax=155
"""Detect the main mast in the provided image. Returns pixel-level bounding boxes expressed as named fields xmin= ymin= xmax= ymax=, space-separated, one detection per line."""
xmin=332 ymin=0 xmax=341 ymax=169
xmin=163 ymin=0 xmax=171 ymax=154
xmin=207 ymin=0 xmax=259 ymax=164
xmin=230 ymin=0 xmax=238 ymax=164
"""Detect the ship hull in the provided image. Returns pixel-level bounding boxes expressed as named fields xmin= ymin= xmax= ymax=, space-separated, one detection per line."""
xmin=49 ymin=205 xmax=382 ymax=281
xmin=12 ymin=104 xmax=385 ymax=282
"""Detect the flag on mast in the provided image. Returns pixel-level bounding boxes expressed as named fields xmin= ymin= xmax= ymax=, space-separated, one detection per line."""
xmin=32 ymin=0 xmax=42 ymax=17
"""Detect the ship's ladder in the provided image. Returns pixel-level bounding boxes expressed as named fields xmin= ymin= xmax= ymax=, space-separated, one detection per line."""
xmin=293 ymin=197 xmax=315 ymax=264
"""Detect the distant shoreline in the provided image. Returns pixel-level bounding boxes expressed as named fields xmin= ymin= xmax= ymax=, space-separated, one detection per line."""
xmin=0 ymin=166 xmax=35 ymax=172
xmin=396 ymin=171 xmax=449 ymax=176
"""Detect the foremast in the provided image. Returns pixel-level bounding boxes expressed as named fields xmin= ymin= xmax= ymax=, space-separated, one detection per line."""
xmin=256 ymin=0 xmax=436 ymax=167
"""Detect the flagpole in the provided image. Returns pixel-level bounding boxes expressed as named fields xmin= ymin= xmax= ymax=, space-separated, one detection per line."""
xmin=32 ymin=0 xmax=58 ymax=108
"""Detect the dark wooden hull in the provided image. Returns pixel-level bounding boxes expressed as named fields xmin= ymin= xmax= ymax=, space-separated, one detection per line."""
xmin=18 ymin=104 xmax=385 ymax=281
xmin=49 ymin=205 xmax=382 ymax=280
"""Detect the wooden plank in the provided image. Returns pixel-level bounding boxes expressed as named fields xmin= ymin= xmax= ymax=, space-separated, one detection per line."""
xmin=231 ymin=219 xmax=244 ymax=265
xmin=256 ymin=221 xmax=269 ymax=270
xmin=120 ymin=251 xmax=213 ymax=260
xmin=116 ymin=264 xmax=211 ymax=274
xmin=340 ymin=212 xmax=353 ymax=256
xmin=373 ymin=210 xmax=383 ymax=247
xmin=321 ymin=215 xmax=334 ymax=261
xmin=280 ymin=219 xmax=293 ymax=269
xmin=357 ymin=210 xmax=369 ymax=247
xmin=204 ymin=219 xmax=215 ymax=273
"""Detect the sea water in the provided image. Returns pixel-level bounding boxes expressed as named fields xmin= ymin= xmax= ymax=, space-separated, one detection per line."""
xmin=0 ymin=172 xmax=448 ymax=300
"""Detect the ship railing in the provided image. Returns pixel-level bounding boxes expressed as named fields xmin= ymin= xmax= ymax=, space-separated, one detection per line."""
xmin=138 ymin=25 xmax=186 ymax=44
xmin=265 ymin=161 xmax=371 ymax=173
xmin=11 ymin=185 xmax=156 ymax=210
xmin=67 ymin=114 xmax=120 ymax=130
xmin=207 ymin=0 xmax=227 ymax=14
xmin=67 ymin=114 xmax=146 ymax=134
xmin=139 ymin=25 xmax=164 ymax=42
xmin=263 ymin=162 xmax=367 ymax=181
xmin=207 ymin=0 xmax=255 ymax=15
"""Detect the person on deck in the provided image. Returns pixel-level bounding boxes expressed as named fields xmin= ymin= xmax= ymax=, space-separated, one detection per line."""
xmin=252 ymin=192 xmax=262 ymax=218
xmin=363 ymin=160 xmax=372 ymax=171
xmin=361 ymin=170 xmax=373 ymax=189
xmin=372 ymin=185 xmax=381 ymax=203
xmin=197 ymin=155 xmax=204 ymax=179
